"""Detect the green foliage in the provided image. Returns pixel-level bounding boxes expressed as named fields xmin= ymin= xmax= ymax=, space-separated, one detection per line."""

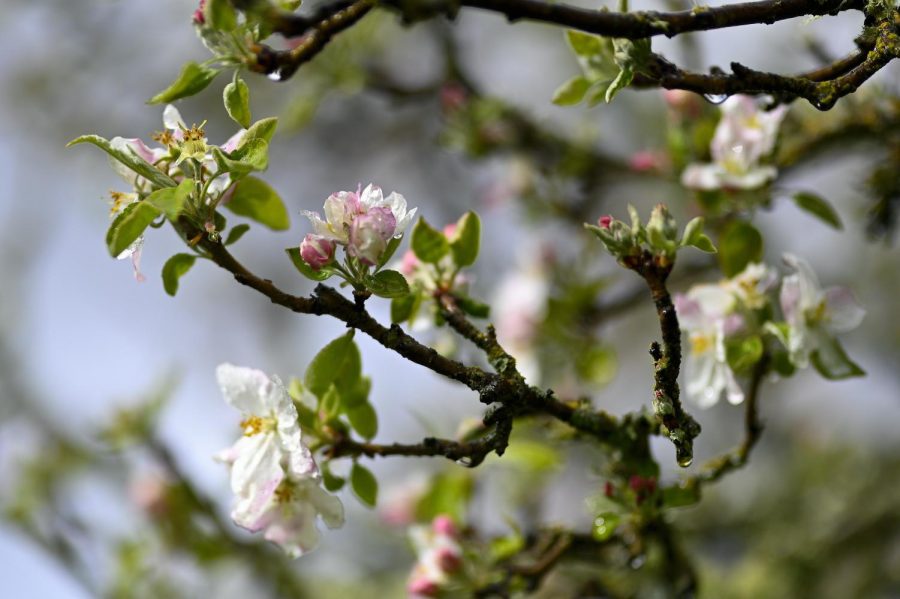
xmin=390 ymin=293 xmax=418 ymax=324
xmin=224 ymin=223 xmax=250 ymax=245
xmin=225 ymin=176 xmax=289 ymax=230
xmin=224 ymin=73 xmax=252 ymax=128
xmin=286 ymin=247 xmax=333 ymax=281
xmin=205 ymin=0 xmax=238 ymax=32
xmin=304 ymin=332 xmax=358 ymax=397
xmin=350 ymin=462 xmax=378 ymax=507
xmin=554 ymin=30 xmax=651 ymax=105
xmin=592 ymin=512 xmax=621 ymax=541
xmin=811 ymin=337 xmax=866 ymax=380
xmin=725 ymin=335 xmax=764 ymax=374
xmin=719 ymin=221 xmax=763 ymax=277
xmin=238 ymin=117 xmax=278 ymax=149
xmin=346 ymin=402 xmax=378 ymax=439
xmin=144 ymin=179 xmax=194 ymax=221
xmin=366 ymin=270 xmax=410 ymax=298
xmin=161 ymin=253 xmax=197 ymax=296
xmin=411 ymin=218 xmax=449 ymax=264
xmin=67 ymin=135 xmax=176 ymax=189
xmin=148 ymin=61 xmax=219 ymax=104
xmin=449 ymin=211 xmax=481 ymax=267
xmin=106 ymin=201 xmax=160 ymax=258
xmin=415 ymin=470 xmax=473 ymax=523
xmin=792 ymin=191 xmax=843 ymax=230
xmin=680 ymin=217 xmax=717 ymax=253
xmin=321 ymin=463 xmax=346 ymax=492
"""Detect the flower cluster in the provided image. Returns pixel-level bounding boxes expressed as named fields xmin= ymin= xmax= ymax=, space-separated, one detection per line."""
xmin=675 ymin=254 xmax=864 ymax=407
xmin=215 ymin=364 xmax=343 ymax=558
xmin=681 ymin=95 xmax=787 ymax=191
xmin=300 ymin=184 xmax=416 ymax=271
xmin=407 ymin=515 xmax=465 ymax=597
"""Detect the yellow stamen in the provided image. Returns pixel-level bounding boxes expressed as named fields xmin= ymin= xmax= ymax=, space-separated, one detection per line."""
xmin=690 ymin=332 xmax=714 ymax=355
xmin=240 ymin=415 xmax=276 ymax=437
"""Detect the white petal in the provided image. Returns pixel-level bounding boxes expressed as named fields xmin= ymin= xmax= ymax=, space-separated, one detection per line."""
xmin=823 ymin=286 xmax=865 ymax=333
xmin=359 ymin=184 xmax=383 ymax=209
xmin=725 ymin=368 xmax=745 ymax=405
xmin=163 ymin=104 xmax=186 ymax=131
xmin=216 ymin=363 xmax=271 ymax=414
xmin=229 ymin=433 xmax=283 ymax=497
xmin=689 ymin=284 xmax=735 ymax=318
xmin=720 ymin=166 xmax=777 ymax=190
xmin=782 ymin=253 xmax=821 ymax=310
xmin=304 ymin=480 xmax=345 ymax=529
xmin=680 ymin=164 xmax=722 ymax=191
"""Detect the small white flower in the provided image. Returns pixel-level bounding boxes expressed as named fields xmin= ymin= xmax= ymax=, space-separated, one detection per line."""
xmin=681 ymin=95 xmax=787 ymax=191
xmin=776 ymin=254 xmax=865 ymax=368
xmin=358 ymin=184 xmax=417 ymax=238
xmin=407 ymin=515 xmax=463 ymax=597
xmin=724 ymin=262 xmax=777 ymax=310
xmin=675 ymin=285 xmax=745 ymax=407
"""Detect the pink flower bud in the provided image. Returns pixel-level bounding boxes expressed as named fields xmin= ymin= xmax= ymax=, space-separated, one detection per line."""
xmin=440 ymin=82 xmax=468 ymax=114
xmin=400 ymin=250 xmax=420 ymax=278
xmin=435 ymin=546 xmax=463 ymax=572
xmin=663 ymin=89 xmax=701 ymax=117
xmin=432 ymin=514 xmax=457 ymax=537
xmin=598 ymin=215 xmax=614 ymax=229
xmin=629 ymin=151 xmax=662 ymax=172
xmin=604 ymin=481 xmax=615 ymax=498
xmin=349 ymin=207 xmax=396 ymax=265
xmin=407 ymin=576 xmax=440 ymax=597
xmin=442 ymin=223 xmax=458 ymax=239
xmin=192 ymin=0 xmax=206 ymax=24
xmin=300 ymin=234 xmax=335 ymax=270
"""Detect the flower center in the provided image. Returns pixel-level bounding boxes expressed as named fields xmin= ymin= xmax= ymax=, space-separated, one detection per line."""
xmin=109 ymin=191 xmax=136 ymax=216
xmin=805 ymin=300 xmax=827 ymax=325
xmin=690 ymin=332 xmax=714 ymax=355
xmin=240 ymin=415 xmax=276 ymax=437
xmin=274 ymin=480 xmax=296 ymax=504
xmin=152 ymin=130 xmax=176 ymax=147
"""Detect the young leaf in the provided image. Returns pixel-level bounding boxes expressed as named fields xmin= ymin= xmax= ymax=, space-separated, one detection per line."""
xmin=725 ymin=335 xmax=764 ymax=374
xmin=237 ymin=117 xmax=278 ymax=150
xmin=811 ymin=337 xmax=865 ymax=380
xmin=66 ymin=135 xmax=176 ymax=189
xmin=205 ymin=0 xmax=237 ymax=31
xmin=350 ymin=463 xmax=378 ymax=507
xmin=450 ymin=211 xmax=481 ymax=267
xmin=376 ymin=235 xmax=403 ymax=269
xmin=565 ymin=30 xmax=605 ymax=56
xmin=224 ymin=72 xmax=252 ymax=128
xmin=456 ymin=295 xmax=490 ymax=319
xmin=106 ymin=201 xmax=160 ymax=258
xmin=322 ymin=463 xmax=346 ymax=492
xmin=285 ymin=247 xmax=333 ymax=281
xmin=304 ymin=332 xmax=357 ymax=397
xmin=367 ymin=270 xmax=410 ymax=298
xmin=148 ymin=62 xmax=219 ymax=104
xmin=792 ymin=192 xmax=842 ymax=230
xmin=225 ymin=176 xmax=289 ymax=230
xmin=552 ymin=76 xmax=591 ymax=106
xmin=391 ymin=293 xmax=418 ymax=324
xmin=224 ymin=223 xmax=250 ymax=245
xmin=347 ymin=402 xmax=378 ymax=440
xmin=144 ymin=179 xmax=194 ymax=220
xmin=718 ymin=221 xmax=763 ymax=277
xmin=411 ymin=218 xmax=449 ymax=264
xmin=161 ymin=253 xmax=197 ymax=296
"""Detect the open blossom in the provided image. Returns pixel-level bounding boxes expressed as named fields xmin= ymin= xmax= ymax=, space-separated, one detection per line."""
xmin=675 ymin=285 xmax=746 ymax=407
xmin=301 ymin=184 xmax=416 ymax=267
xmin=776 ymin=254 xmax=865 ymax=369
xmin=681 ymin=95 xmax=787 ymax=191
xmin=215 ymin=364 xmax=343 ymax=556
xmin=407 ymin=515 xmax=464 ymax=597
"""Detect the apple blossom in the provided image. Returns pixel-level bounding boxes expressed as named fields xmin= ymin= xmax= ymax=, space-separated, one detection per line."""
xmin=407 ymin=515 xmax=464 ymax=597
xmin=681 ymin=95 xmax=787 ymax=191
xmin=674 ymin=284 xmax=745 ymax=407
xmin=299 ymin=234 xmax=336 ymax=270
xmin=349 ymin=206 xmax=397 ymax=265
xmin=775 ymin=254 xmax=865 ymax=369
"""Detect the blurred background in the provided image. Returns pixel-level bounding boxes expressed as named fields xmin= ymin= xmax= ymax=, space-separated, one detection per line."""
xmin=0 ymin=0 xmax=898 ymax=597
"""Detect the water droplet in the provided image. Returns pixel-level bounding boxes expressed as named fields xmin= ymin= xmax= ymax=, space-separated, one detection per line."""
xmin=267 ymin=69 xmax=283 ymax=82
xmin=677 ymin=454 xmax=693 ymax=468
xmin=703 ymin=93 xmax=728 ymax=105
xmin=455 ymin=457 xmax=473 ymax=467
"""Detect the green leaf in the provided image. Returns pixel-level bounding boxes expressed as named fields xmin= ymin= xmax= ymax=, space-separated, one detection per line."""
xmin=230 ymin=138 xmax=270 ymax=172
xmin=350 ymin=463 xmax=378 ymax=508
xmin=662 ymin=483 xmax=701 ymax=508
xmin=575 ymin=345 xmax=618 ymax=386
xmin=161 ymin=254 xmax=197 ymax=296
xmin=718 ymin=221 xmax=763 ymax=277
xmin=225 ymin=176 xmax=289 ymax=230
xmin=319 ymin=385 xmax=342 ymax=419
xmin=605 ymin=65 xmax=633 ymax=103
xmin=456 ymin=295 xmax=490 ymax=319
xmin=205 ymin=0 xmax=238 ymax=31
xmin=565 ymin=30 xmax=605 ymax=56
xmin=304 ymin=332 xmax=357 ymax=397
xmin=237 ymin=117 xmax=278 ymax=150
xmin=725 ymin=335 xmax=764 ymax=374
xmin=591 ymin=512 xmax=620 ymax=541
xmin=552 ymin=76 xmax=591 ymax=106
xmin=285 ymin=247 xmax=333 ymax=281
xmin=450 ymin=211 xmax=481 ymax=267
xmin=792 ymin=192 xmax=842 ymax=230
xmin=347 ymin=402 xmax=378 ymax=440
xmin=340 ymin=376 xmax=370 ymax=410
xmin=679 ymin=216 xmax=717 ymax=253
xmin=144 ymin=179 xmax=194 ymax=220
xmin=224 ymin=73 xmax=251 ymax=128
xmin=66 ymin=135 xmax=176 ymax=189
xmin=322 ymin=463 xmax=345 ymax=492
xmin=411 ymin=218 xmax=449 ymax=264
xmin=376 ymin=235 xmax=403 ymax=269
xmin=367 ymin=270 xmax=410 ymax=298
xmin=224 ymin=223 xmax=250 ymax=245
xmin=811 ymin=336 xmax=865 ymax=380
xmin=106 ymin=201 xmax=160 ymax=258
xmin=391 ymin=293 xmax=418 ymax=324
xmin=148 ymin=62 xmax=219 ymax=104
